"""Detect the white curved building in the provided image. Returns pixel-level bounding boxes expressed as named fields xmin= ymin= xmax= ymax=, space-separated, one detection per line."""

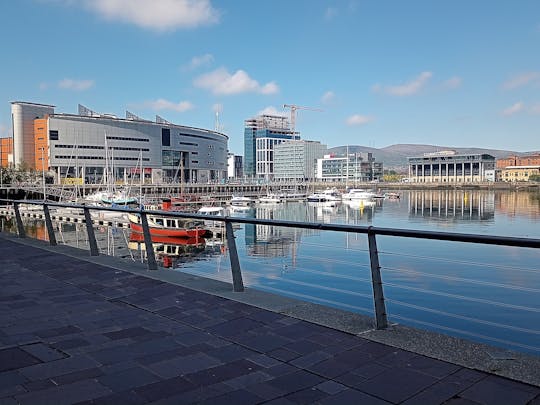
xmin=11 ymin=102 xmax=228 ymax=184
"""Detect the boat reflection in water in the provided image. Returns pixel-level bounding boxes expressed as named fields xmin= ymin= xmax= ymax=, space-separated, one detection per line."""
xmin=128 ymin=232 xmax=206 ymax=268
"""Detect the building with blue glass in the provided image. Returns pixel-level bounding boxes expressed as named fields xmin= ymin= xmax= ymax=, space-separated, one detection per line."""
xmin=243 ymin=115 xmax=295 ymax=180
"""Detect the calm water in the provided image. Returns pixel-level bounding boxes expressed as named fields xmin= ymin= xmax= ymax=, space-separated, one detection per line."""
xmin=2 ymin=189 xmax=540 ymax=354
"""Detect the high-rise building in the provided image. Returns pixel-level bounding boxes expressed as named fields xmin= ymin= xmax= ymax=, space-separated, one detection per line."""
xmin=243 ymin=114 xmax=295 ymax=180
xmin=274 ymin=140 xmax=327 ymax=181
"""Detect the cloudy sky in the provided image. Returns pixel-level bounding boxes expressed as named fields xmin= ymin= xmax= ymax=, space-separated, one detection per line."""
xmin=1 ymin=0 xmax=539 ymax=153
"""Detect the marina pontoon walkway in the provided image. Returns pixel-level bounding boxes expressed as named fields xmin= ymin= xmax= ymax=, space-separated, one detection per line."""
xmin=0 ymin=234 xmax=539 ymax=405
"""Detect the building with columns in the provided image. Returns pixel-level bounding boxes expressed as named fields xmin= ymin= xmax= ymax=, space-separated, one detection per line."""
xmin=408 ymin=150 xmax=495 ymax=183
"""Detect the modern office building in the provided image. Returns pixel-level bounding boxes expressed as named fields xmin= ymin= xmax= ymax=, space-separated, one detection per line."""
xmin=408 ymin=151 xmax=495 ymax=183
xmin=227 ymin=153 xmax=243 ymax=180
xmin=316 ymin=152 xmax=383 ymax=182
xmin=243 ymin=114 xmax=295 ymax=180
xmin=11 ymin=102 xmax=228 ymax=184
xmin=274 ymin=140 xmax=327 ymax=181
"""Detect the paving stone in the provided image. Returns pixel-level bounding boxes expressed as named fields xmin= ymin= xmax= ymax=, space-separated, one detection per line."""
xmin=0 ymin=370 xmax=28 ymax=390
xmin=316 ymin=380 xmax=348 ymax=395
xmin=460 ymin=375 xmax=540 ymax=405
xmin=305 ymin=357 xmax=353 ymax=378
xmin=98 ymin=366 xmax=160 ymax=392
xmin=15 ymin=378 xmax=112 ymax=405
xmin=0 ymin=348 xmax=42 ymax=372
xmin=290 ymin=350 xmax=333 ymax=368
xmin=51 ymin=367 xmax=104 ymax=385
xmin=284 ymin=387 xmax=328 ymax=404
xmin=21 ymin=343 xmax=66 ymax=362
xmin=145 ymin=352 xmax=222 ymax=379
xmin=35 ymin=325 xmax=82 ymax=339
xmin=52 ymin=337 xmax=91 ymax=350
xmin=103 ymin=327 xmax=151 ymax=341
xmin=268 ymin=347 xmax=301 ymax=362
xmin=185 ymin=359 xmax=262 ymax=388
xmin=267 ymin=370 xmax=324 ymax=394
xmin=317 ymin=388 xmax=393 ymax=405
xmin=82 ymin=389 xmax=147 ymax=405
xmin=224 ymin=370 xmax=272 ymax=389
xmin=134 ymin=375 xmax=196 ymax=402
xmin=198 ymin=388 xmax=264 ymax=405
xmin=19 ymin=355 xmax=101 ymax=381
xmin=353 ymin=366 xmax=439 ymax=403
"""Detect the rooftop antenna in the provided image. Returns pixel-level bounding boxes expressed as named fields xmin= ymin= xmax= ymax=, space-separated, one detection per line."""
xmin=213 ymin=104 xmax=223 ymax=132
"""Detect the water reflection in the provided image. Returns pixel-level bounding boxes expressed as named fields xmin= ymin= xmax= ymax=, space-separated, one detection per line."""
xmin=128 ymin=232 xmax=206 ymax=268
xmin=407 ymin=190 xmax=495 ymax=222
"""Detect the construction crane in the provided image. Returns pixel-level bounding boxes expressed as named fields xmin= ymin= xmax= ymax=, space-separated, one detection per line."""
xmin=283 ymin=104 xmax=323 ymax=140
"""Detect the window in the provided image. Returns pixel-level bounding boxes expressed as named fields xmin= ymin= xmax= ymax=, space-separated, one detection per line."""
xmin=49 ymin=130 xmax=59 ymax=140
xmin=162 ymin=128 xmax=171 ymax=146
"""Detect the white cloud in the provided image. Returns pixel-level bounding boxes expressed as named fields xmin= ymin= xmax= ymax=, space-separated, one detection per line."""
xmin=58 ymin=78 xmax=95 ymax=91
xmin=257 ymin=106 xmax=287 ymax=117
xmin=184 ymin=53 xmax=214 ymax=71
xmin=84 ymin=0 xmax=219 ymax=31
xmin=502 ymin=72 xmax=540 ymax=90
xmin=441 ymin=76 xmax=462 ymax=90
xmin=144 ymin=98 xmax=193 ymax=112
xmin=325 ymin=7 xmax=338 ymax=20
xmin=346 ymin=114 xmax=374 ymax=126
xmin=502 ymin=101 xmax=524 ymax=116
xmin=372 ymin=71 xmax=432 ymax=96
xmin=194 ymin=68 xmax=279 ymax=95
xmin=530 ymin=103 xmax=540 ymax=115
xmin=321 ymin=91 xmax=335 ymax=104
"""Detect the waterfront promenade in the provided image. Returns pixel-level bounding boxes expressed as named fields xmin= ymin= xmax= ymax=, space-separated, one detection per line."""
xmin=0 ymin=234 xmax=539 ymax=405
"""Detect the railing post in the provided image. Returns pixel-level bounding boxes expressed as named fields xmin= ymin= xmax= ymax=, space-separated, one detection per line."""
xmin=367 ymin=226 xmax=388 ymax=329
xmin=43 ymin=203 xmax=57 ymax=246
xmin=140 ymin=211 xmax=158 ymax=271
xmin=225 ymin=219 xmax=244 ymax=292
xmin=13 ymin=202 xmax=26 ymax=238
xmin=83 ymin=206 xmax=99 ymax=256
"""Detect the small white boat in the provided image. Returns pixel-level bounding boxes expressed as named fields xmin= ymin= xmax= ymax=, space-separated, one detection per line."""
xmin=342 ymin=189 xmax=376 ymax=201
xmin=307 ymin=188 xmax=341 ymax=202
xmin=258 ymin=194 xmax=282 ymax=204
xmin=230 ymin=195 xmax=254 ymax=206
xmin=198 ymin=206 xmax=227 ymax=226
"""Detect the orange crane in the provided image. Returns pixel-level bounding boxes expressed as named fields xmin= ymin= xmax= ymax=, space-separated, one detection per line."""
xmin=283 ymin=104 xmax=323 ymax=139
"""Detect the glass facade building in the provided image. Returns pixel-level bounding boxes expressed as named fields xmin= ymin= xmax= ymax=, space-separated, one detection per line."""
xmin=243 ymin=115 xmax=294 ymax=180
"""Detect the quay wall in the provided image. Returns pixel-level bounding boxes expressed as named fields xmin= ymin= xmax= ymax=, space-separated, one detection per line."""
xmin=0 ymin=181 xmax=539 ymax=202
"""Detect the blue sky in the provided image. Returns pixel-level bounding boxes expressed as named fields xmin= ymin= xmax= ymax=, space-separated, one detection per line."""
xmin=1 ymin=0 xmax=539 ymax=154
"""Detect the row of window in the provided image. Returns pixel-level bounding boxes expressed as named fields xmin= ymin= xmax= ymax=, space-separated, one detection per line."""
xmin=54 ymin=144 xmax=150 ymax=152
xmin=54 ymin=155 xmax=150 ymax=161
xmin=106 ymin=136 xmax=150 ymax=142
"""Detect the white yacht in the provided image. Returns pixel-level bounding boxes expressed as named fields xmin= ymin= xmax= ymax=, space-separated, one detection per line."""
xmin=341 ymin=189 xmax=376 ymax=201
xmin=230 ymin=195 xmax=254 ymax=206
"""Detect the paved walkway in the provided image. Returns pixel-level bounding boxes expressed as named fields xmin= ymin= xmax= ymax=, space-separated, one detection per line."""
xmin=0 ymin=237 xmax=539 ymax=405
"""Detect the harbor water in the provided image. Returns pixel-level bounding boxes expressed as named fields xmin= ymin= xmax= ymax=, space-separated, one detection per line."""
xmin=2 ymin=188 xmax=539 ymax=355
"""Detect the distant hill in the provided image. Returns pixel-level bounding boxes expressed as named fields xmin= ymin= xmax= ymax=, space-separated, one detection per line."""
xmin=328 ymin=144 xmax=535 ymax=171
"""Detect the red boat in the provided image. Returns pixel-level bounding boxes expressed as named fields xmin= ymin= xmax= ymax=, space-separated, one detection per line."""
xmin=128 ymin=199 xmax=208 ymax=238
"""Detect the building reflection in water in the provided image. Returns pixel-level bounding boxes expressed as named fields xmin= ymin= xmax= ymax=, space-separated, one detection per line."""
xmin=495 ymin=191 xmax=540 ymax=219
xmin=408 ymin=190 xmax=494 ymax=222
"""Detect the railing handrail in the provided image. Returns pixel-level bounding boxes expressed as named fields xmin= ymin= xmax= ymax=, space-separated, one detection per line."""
xmin=2 ymin=196 xmax=540 ymax=344
xmin=2 ymin=198 xmax=539 ymax=249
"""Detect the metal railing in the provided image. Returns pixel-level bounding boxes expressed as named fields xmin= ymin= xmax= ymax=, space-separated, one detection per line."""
xmin=2 ymin=198 xmax=540 ymax=337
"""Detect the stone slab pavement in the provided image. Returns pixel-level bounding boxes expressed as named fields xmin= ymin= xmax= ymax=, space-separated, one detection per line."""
xmin=0 ymin=236 xmax=539 ymax=405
